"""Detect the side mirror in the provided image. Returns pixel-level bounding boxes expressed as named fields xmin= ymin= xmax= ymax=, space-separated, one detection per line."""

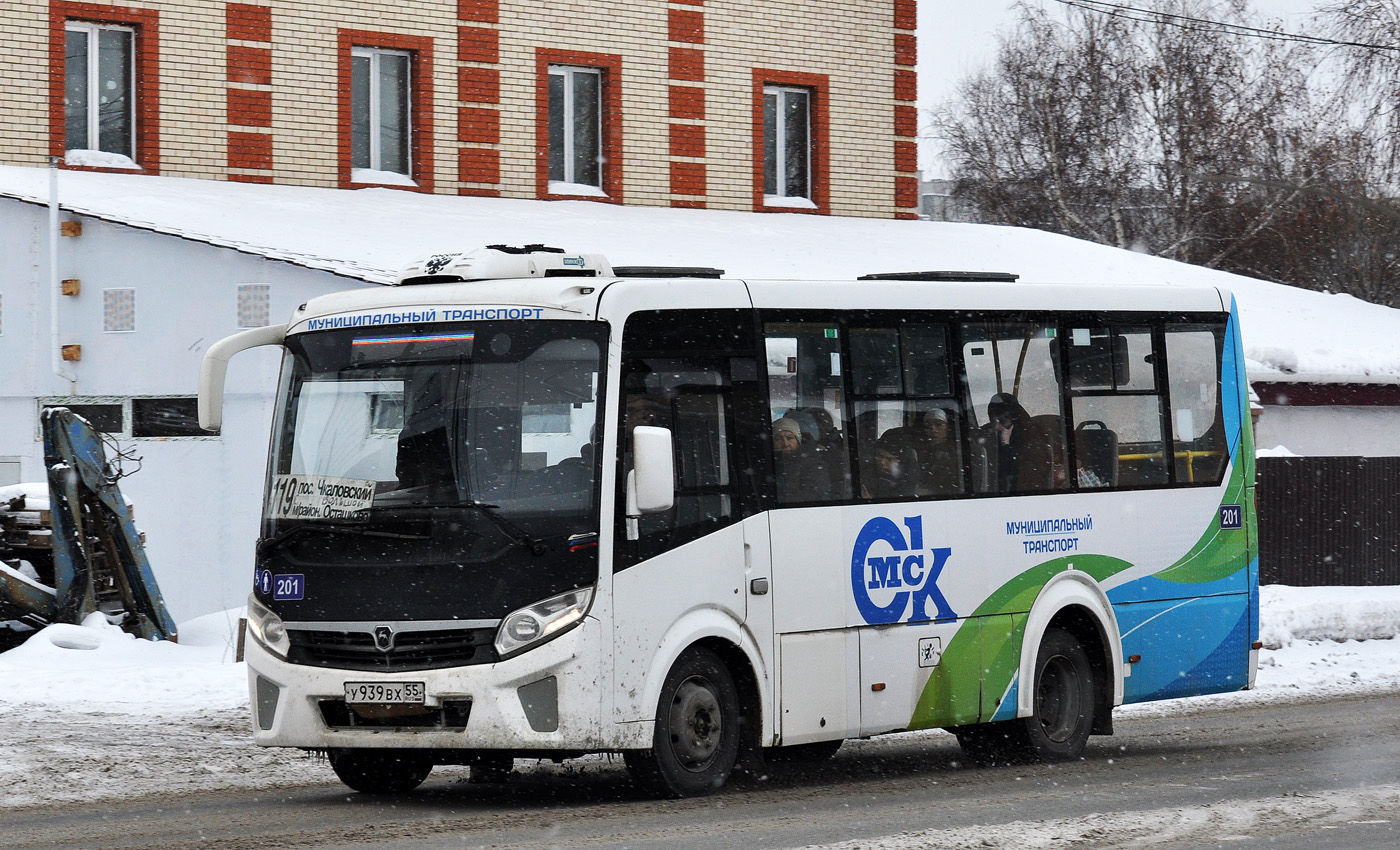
xmin=198 ymin=324 xmax=288 ymax=431
xmin=627 ymin=425 xmax=675 ymax=515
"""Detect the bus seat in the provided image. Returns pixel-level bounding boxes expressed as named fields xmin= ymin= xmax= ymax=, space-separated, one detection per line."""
xmin=1075 ymin=421 xmax=1119 ymax=487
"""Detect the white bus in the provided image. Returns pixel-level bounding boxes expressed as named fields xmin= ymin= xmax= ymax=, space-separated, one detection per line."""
xmin=199 ymin=245 xmax=1259 ymax=797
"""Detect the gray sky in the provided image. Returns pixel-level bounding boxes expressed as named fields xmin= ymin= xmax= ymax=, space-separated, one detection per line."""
xmin=917 ymin=0 xmax=1327 ymax=173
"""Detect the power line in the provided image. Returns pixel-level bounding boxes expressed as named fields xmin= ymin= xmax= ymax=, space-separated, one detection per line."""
xmin=1054 ymin=0 xmax=1400 ymax=52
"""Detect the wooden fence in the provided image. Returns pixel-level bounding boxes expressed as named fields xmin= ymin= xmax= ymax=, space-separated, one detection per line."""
xmin=1255 ymin=456 xmax=1400 ymax=586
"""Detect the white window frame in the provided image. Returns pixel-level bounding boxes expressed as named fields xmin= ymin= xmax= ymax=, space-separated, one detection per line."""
xmin=548 ymin=65 xmax=604 ymax=192
xmin=351 ymin=46 xmax=413 ymax=180
xmin=64 ymin=21 xmax=136 ymax=160
xmin=764 ymin=85 xmax=813 ymax=206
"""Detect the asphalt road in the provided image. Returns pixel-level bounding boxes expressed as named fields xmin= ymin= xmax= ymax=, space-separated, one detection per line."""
xmin=4 ymin=691 xmax=1397 ymax=850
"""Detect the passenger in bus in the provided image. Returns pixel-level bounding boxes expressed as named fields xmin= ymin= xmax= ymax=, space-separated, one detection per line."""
xmin=873 ymin=435 xmax=919 ymax=498
xmin=799 ymin=406 xmax=850 ymax=495
xmin=884 ymin=408 xmax=961 ymax=496
xmin=772 ymin=417 xmax=831 ymax=502
xmin=987 ymin=393 xmax=1028 ymax=493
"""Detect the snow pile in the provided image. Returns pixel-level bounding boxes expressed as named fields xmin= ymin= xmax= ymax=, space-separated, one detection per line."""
xmin=0 ymin=609 xmax=247 ymax=713
xmin=1259 ymin=584 xmax=1400 ymax=648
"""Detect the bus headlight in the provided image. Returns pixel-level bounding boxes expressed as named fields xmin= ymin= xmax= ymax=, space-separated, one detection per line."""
xmin=246 ymin=594 xmax=291 ymax=659
xmin=495 ymin=586 xmax=594 ymax=660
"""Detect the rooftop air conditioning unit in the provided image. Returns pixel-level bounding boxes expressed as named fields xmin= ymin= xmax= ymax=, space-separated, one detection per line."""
xmin=394 ymin=244 xmax=613 ymax=285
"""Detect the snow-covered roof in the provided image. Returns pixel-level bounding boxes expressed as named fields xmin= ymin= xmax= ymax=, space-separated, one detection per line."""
xmin=2 ymin=164 xmax=1397 ymax=384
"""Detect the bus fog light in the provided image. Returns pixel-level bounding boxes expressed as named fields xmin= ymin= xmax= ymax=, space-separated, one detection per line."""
xmin=495 ymin=586 xmax=594 ymax=659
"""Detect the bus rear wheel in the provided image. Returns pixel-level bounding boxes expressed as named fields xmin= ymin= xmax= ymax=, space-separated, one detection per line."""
xmin=625 ymin=647 xmax=740 ymax=797
xmin=328 ymin=748 xmax=433 ymax=794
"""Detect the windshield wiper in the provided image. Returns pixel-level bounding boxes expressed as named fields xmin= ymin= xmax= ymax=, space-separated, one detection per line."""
xmin=462 ymin=499 xmax=551 ymax=557
xmin=257 ymin=521 xmax=429 ymax=554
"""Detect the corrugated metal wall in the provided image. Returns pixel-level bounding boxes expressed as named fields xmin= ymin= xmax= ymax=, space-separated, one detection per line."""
xmin=1256 ymin=457 xmax=1400 ymax=586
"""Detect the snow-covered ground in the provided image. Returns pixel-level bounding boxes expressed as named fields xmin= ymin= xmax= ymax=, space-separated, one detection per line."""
xmin=0 ymin=586 xmax=1397 ymax=810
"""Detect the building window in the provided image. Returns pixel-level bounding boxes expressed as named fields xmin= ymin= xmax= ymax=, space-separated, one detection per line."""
xmin=64 ymin=21 xmax=135 ymax=164
xmin=752 ymin=70 xmax=828 ymax=214
xmin=763 ymin=86 xmax=809 ymax=203
xmin=536 ymin=49 xmax=623 ymax=202
xmin=39 ymin=397 xmax=209 ymax=439
xmin=548 ymin=65 xmax=602 ymax=192
xmin=338 ymin=30 xmax=433 ymax=191
xmin=351 ymin=47 xmax=412 ymax=180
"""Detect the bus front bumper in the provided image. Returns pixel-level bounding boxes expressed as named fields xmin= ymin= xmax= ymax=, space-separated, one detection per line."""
xmin=242 ymin=617 xmax=605 ymax=752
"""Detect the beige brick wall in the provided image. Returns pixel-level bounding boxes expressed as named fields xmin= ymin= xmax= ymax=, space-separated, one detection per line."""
xmin=0 ymin=2 xmax=55 ymax=166
xmin=0 ymin=0 xmax=901 ymax=216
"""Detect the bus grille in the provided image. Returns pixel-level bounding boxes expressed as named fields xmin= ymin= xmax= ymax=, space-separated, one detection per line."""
xmin=286 ymin=626 xmax=499 ymax=671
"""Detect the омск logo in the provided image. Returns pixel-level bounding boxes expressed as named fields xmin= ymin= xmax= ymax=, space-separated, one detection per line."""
xmin=851 ymin=515 xmax=957 ymax=625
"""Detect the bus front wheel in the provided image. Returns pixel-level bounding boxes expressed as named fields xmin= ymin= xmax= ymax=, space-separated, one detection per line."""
xmin=328 ymin=748 xmax=433 ymax=794
xmin=625 ymin=647 xmax=741 ymax=797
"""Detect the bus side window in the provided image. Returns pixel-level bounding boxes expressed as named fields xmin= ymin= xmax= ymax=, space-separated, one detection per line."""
xmin=1064 ymin=325 xmax=1167 ymax=489
xmin=961 ymin=321 xmax=1069 ymax=495
xmin=849 ymin=322 xmax=964 ymax=500
xmin=1165 ymin=324 xmax=1228 ymax=485
xmin=764 ymin=322 xmax=851 ymax=503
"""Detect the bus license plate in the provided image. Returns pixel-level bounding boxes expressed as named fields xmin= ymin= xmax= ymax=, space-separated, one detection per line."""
xmin=344 ymin=681 xmax=426 ymax=705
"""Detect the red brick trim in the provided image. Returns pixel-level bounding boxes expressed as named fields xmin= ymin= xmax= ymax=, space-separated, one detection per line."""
xmin=668 ymin=85 xmax=705 ymax=120
xmin=671 ymin=199 xmax=708 ymax=209
xmin=229 ymin=173 xmax=274 ymax=184
xmin=752 ymin=69 xmax=829 ymax=215
xmin=669 ymin=124 xmax=705 ymax=159
xmin=894 ymin=104 xmax=917 ymax=138
xmin=227 ymin=88 xmax=271 ymax=127
xmin=894 ymin=69 xmax=917 ymax=102
xmin=457 ymin=0 xmax=499 ymax=23
xmin=894 ymin=33 xmax=916 ymax=67
xmin=895 ymin=139 xmax=917 ymax=173
xmin=895 ymin=211 xmax=919 ymax=221
xmin=228 ymin=45 xmax=272 ymax=85
xmin=337 ymin=30 xmax=436 ymax=192
xmin=459 ymin=67 xmax=500 ymax=103
xmin=226 ymin=4 xmax=271 ymax=42
xmin=668 ymin=8 xmax=704 ymax=43
xmin=670 ymin=0 xmax=704 ymax=5
xmin=895 ymin=175 xmax=918 ymax=208
xmin=669 ymin=46 xmax=704 ymax=82
xmin=894 ymin=0 xmax=916 ymax=30
xmin=50 ymin=2 xmax=161 ymax=173
xmin=459 ymin=148 xmax=500 ymax=184
xmin=458 ymin=26 xmax=499 ymax=64
xmin=535 ymin=48 xmax=624 ymax=203
xmin=458 ymin=107 xmax=500 ymax=144
xmin=228 ymin=131 xmax=272 ymax=169
xmin=670 ymin=161 xmax=706 ymax=195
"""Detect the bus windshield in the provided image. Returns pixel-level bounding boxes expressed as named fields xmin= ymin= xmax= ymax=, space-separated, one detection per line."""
xmin=264 ymin=321 xmax=606 ymax=568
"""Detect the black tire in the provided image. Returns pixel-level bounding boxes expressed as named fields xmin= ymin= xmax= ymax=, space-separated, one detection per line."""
xmin=953 ymin=627 xmax=1096 ymax=766
xmin=1021 ymin=626 xmax=1096 ymax=761
xmin=763 ymin=739 xmax=843 ymax=764
xmin=328 ymin=748 xmax=433 ymax=794
xmin=626 ymin=647 xmax=741 ymax=797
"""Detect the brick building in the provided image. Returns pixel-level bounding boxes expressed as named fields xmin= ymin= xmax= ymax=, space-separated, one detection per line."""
xmin=0 ymin=0 xmax=919 ymax=218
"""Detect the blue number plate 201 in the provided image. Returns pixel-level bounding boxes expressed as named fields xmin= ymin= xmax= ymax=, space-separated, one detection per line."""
xmin=1219 ymin=504 xmax=1243 ymax=530
xmin=272 ymin=573 xmax=305 ymax=601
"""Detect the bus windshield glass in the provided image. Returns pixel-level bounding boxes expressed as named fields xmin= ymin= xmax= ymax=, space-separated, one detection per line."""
xmin=265 ymin=321 xmax=606 ymax=564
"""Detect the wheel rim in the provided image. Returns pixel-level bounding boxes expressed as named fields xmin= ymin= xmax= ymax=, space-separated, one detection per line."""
xmin=1036 ymin=654 xmax=1082 ymax=744
xmin=668 ymin=675 xmax=723 ymax=772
